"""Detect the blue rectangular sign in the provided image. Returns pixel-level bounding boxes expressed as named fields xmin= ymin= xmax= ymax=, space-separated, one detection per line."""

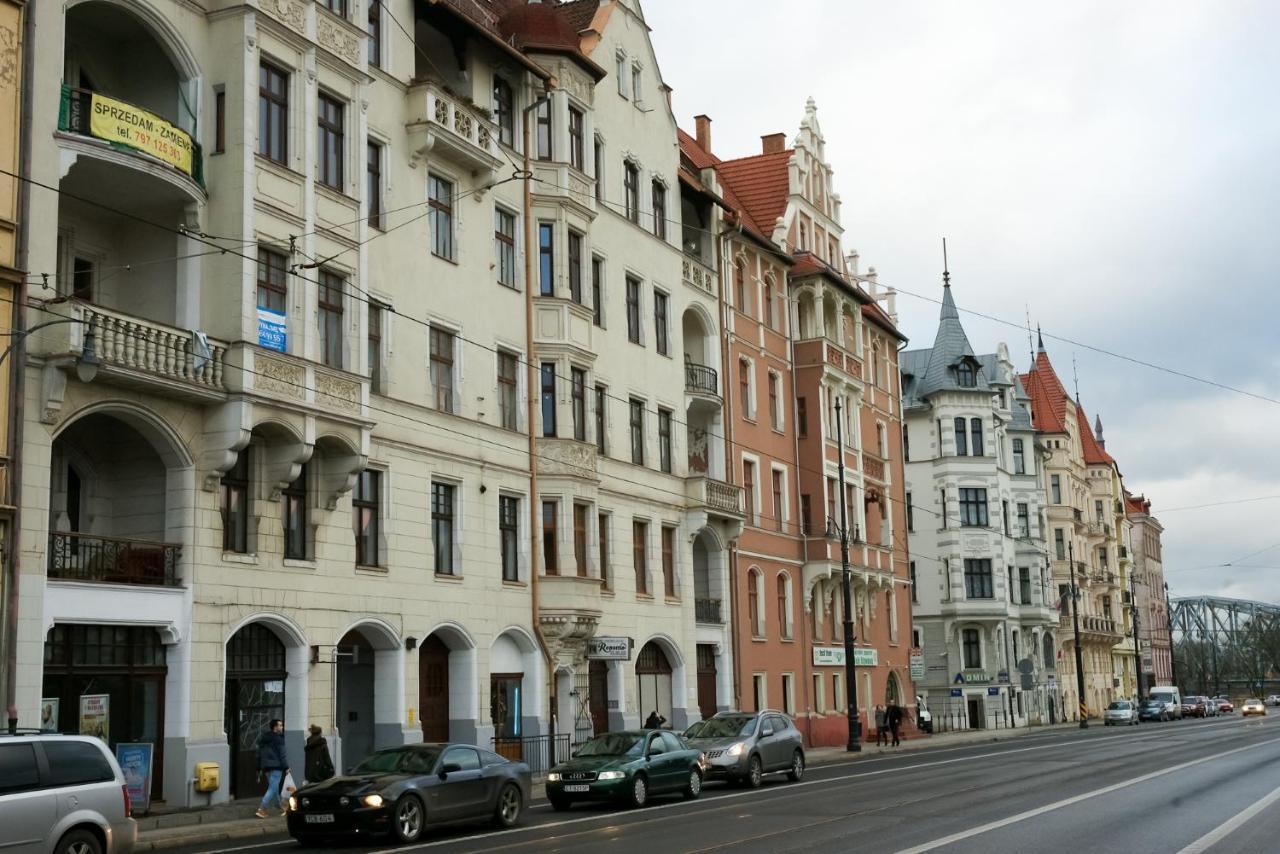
xmin=257 ymin=307 xmax=287 ymax=352
xmin=116 ymin=742 xmax=153 ymax=813
xmin=950 ymin=688 xmax=963 ymax=698
xmin=987 ymin=687 xmax=1001 ymax=697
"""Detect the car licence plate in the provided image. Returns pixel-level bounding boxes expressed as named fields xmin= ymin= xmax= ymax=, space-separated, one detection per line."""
xmin=304 ymin=814 xmax=335 ymax=824
xmin=563 ymin=784 xmax=590 ymax=793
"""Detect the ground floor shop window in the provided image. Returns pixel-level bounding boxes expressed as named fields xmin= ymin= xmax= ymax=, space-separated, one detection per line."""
xmin=43 ymin=625 xmax=167 ymax=800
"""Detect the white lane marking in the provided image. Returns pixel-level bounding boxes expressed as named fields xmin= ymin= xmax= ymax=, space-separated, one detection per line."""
xmin=893 ymin=734 xmax=1280 ymax=854
xmin=201 ymin=843 xmax=292 ymax=854
xmin=358 ymin=726 xmax=1254 ymax=854
xmin=1176 ymin=781 xmax=1280 ymax=854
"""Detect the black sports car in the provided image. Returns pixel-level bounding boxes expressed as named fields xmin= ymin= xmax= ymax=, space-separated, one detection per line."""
xmin=286 ymin=743 xmax=531 ymax=844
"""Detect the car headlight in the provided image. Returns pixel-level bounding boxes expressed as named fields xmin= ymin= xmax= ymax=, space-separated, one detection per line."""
xmin=597 ymin=771 xmax=626 ymax=781
xmin=727 ymin=742 xmax=745 ymax=757
xmin=547 ymin=772 xmax=561 ymax=782
xmin=288 ymin=796 xmax=298 ymax=812
xmin=361 ymin=794 xmax=385 ymax=808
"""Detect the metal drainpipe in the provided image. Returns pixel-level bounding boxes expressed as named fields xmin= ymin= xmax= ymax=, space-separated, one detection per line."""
xmin=718 ymin=224 xmax=741 ymax=712
xmin=5 ymin=0 xmax=36 ymax=734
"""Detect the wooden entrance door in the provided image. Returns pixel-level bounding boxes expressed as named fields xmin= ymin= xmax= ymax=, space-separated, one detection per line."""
xmin=419 ymin=635 xmax=450 ymax=743
xmin=225 ymin=624 xmax=286 ymax=799
xmin=696 ymin=644 xmax=717 ymax=722
xmin=589 ymin=660 xmax=610 ymax=736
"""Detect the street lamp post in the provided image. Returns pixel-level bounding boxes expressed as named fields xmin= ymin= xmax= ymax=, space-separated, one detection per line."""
xmin=1129 ymin=569 xmax=1143 ymax=701
xmin=833 ymin=398 xmax=861 ymax=752
xmin=1067 ymin=541 xmax=1087 ymax=728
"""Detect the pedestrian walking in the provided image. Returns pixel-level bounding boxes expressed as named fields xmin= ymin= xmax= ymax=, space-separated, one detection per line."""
xmin=888 ymin=703 xmax=907 ymax=747
xmin=644 ymin=710 xmax=667 ymax=729
xmin=874 ymin=705 xmax=888 ymax=746
xmin=304 ymin=724 xmax=335 ymax=784
xmin=255 ymin=719 xmax=290 ymax=818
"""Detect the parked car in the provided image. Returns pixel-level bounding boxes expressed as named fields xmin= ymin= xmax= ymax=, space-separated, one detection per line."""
xmin=917 ymin=696 xmax=934 ymax=734
xmin=1103 ymin=700 xmax=1139 ymax=726
xmin=1266 ymin=695 xmax=1280 ymax=707
xmin=1149 ymin=686 xmax=1182 ymax=720
xmin=1201 ymin=696 xmax=1219 ymax=717
xmin=546 ymin=730 xmax=704 ymax=810
xmin=1138 ymin=699 xmax=1170 ymax=722
xmin=1214 ymin=697 xmax=1234 ymax=714
xmin=1241 ymin=698 xmax=1267 ymax=717
xmin=1181 ymin=696 xmax=1207 ymax=718
xmin=683 ymin=711 xmax=805 ymax=787
xmin=0 ymin=732 xmax=137 ymax=854
xmin=286 ymin=743 xmax=530 ymax=844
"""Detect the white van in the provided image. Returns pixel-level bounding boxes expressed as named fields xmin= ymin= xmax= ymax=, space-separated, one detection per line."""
xmin=916 ymin=696 xmax=933 ymax=733
xmin=1148 ymin=686 xmax=1182 ymax=720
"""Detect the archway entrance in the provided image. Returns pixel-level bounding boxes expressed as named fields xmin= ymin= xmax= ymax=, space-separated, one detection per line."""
xmin=885 ymin=672 xmax=902 ymax=707
xmin=225 ymin=624 xmax=286 ymax=799
xmin=336 ymin=629 xmax=376 ymax=771
xmin=490 ymin=633 xmax=527 ymax=759
xmin=589 ymin=660 xmax=610 ymax=736
xmin=419 ymin=635 xmax=451 ymax=742
xmin=696 ymin=645 xmax=718 ymax=722
xmin=636 ymin=642 xmax=673 ymax=728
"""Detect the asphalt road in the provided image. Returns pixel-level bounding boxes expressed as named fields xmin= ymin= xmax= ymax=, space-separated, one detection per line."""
xmin=180 ymin=714 xmax=1280 ymax=854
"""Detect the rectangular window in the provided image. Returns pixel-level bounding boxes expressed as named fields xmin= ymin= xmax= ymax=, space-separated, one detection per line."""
xmin=962 ymin=628 xmax=982 ymax=669
xmin=498 ymin=351 xmax=518 ymax=431
xmin=1095 ymin=500 xmax=1105 ymax=523
xmin=214 ymin=89 xmax=226 ymax=154
xmin=538 ymin=222 xmax=554 ymax=296
xmin=535 ymin=99 xmax=552 ymax=160
xmin=1055 ymin=528 xmax=1066 ymax=560
xmin=631 ymin=63 xmax=642 ymax=102
xmin=954 ymin=416 xmax=968 ymax=456
xmin=633 ymin=520 xmax=648 ymax=594
xmin=353 ymin=469 xmax=380 ymax=566
xmin=739 ymin=359 xmax=752 ymax=419
xmin=594 ymin=136 xmax=604 ymax=201
xmin=573 ymin=504 xmax=589 ymax=578
xmin=658 ymin=408 xmax=672 ymax=473
xmin=494 ymin=77 xmax=513 ymax=147
xmin=959 ymin=487 xmax=988 ymax=527
xmin=971 ymin=418 xmax=983 ymax=457
xmin=906 ymin=492 xmax=914 ymax=532
xmin=221 ymin=448 xmax=249 ymax=554
xmin=367 ymin=0 xmax=381 ymax=66
xmin=283 ymin=465 xmax=307 ymax=560
xmin=763 ymin=279 xmax=774 ymax=329
xmin=367 ymin=301 xmax=383 ymax=390
xmin=624 ymin=161 xmax=639 ymax=222
xmin=495 ymin=209 xmax=517 ymax=287
xmin=651 ymin=180 xmax=666 ymax=239
xmin=772 ymin=470 xmax=785 ymax=532
xmin=432 ymin=482 xmax=456 ymax=574
xmin=743 ymin=460 xmax=756 ymax=524
xmin=768 ymin=373 xmax=780 ymax=429
xmin=568 ymin=231 xmax=583 ymax=303
xmin=428 ymin=175 xmax=454 ymax=260
xmin=1012 ymin=438 xmax=1025 ymax=474
xmin=598 ymin=513 xmax=610 ymax=590
xmin=541 ymin=363 xmax=557 ymax=437
xmin=626 ymin=276 xmax=641 ymax=343
xmin=910 ymin=561 xmax=918 ymax=603
xmin=629 ymin=399 xmax=644 ymax=465
xmin=964 ymin=558 xmax=993 ymax=599
xmin=940 ymin=488 xmax=948 ymax=529
xmin=317 ymin=271 xmax=344 ymax=369
xmin=591 ymin=256 xmax=604 ymax=326
xmin=782 ymin=674 xmax=794 ymax=715
xmin=904 ymin=424 xmax=911 ymax=462
xmin=662 ymin=526 xmax=675 ymax=598
xmin=569 ymin=106 xmax=584 ymax=170
xmin=1002 ymin=500 xmax=1011 ymax=536
xmin=320 ymin=0 xmax=347 ymax=16
xmin=801 ymin=494 xmax=812 ymax=535
xmin=317 ymin=92 xmax=344 ymax=190
xmin=654 ymin=291 xmax=669 ymax=355
xmin=430 ymin=328 xmax=455 ymax=413
xmin=595 ymin=385 xmax=607 ymax=454
xmin=616 ymin=53 xmax=628 ymax=97
xmin=1017 ymin=503 xmax=1030 ymax=538
xmin=797 ymin=397 xmax=807 ymax=437
xmin=499 ymin=495 xmax=519 ymax=582
xmin=258 ymin=62 xmax=288 ymax=164
xmin=256 ymin=248 xmax=288 ymax=314
xmin=542 ymin=500 xmax=558 ymax=576
xmin=1019 ymin=567 xmax=1032 ymax=605
xmin=1050 ymin=474 xmax=1062 ymax=504
xmin=366 ymin=141 xmax=383 ymax=228
xmin=572 ymin=368 xmax=587 ymax=441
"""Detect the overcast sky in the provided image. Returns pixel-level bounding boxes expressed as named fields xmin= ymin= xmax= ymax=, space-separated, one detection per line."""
xmin=645 ymin=0 xmax=1280 ymax=603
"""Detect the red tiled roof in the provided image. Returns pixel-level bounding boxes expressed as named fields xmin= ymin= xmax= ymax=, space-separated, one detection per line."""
xmin=1125 ymin=493 xmax=1150 ymax=515
xmin=559 ymin=0 xmax=601 ymax=33
xmin=677 ymin=128 xmax=719 ymax=170
xmin=714 ymin=149 xmax=793 ymax=241
xmin=1020 ymin=350 xmax=1071 ymax=433
xmin=1077 ymin=406 xmax=1115 ymax=465
xmin=862 ymin=302 xmax=906 ymax=340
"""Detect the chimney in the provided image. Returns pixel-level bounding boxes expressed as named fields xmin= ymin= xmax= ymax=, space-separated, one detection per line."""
xmin=694 ymin=114 xmax=712 ymax=154
xmin=761 ymin=133 xmax=786 ymax=154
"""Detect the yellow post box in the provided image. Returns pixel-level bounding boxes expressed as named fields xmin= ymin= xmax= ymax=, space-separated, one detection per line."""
xmin=194 ymin=762 xmax=220 ymax=793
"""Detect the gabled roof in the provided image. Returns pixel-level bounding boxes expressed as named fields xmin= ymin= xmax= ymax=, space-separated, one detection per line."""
xmin=677 ymin=128 xmax=719 ymax=170
xmin=559 ymin=0 xmax=601 ymax=32
xmin=909 ymin=283 xmax=987 ymax=400
xmin=1019 ymin=348 xmax=1071 ymax=434
xmin=714 ymin=149 xmax=793 ymax=240
xmin=1076 ymin=405 xmax=1115 ymax=465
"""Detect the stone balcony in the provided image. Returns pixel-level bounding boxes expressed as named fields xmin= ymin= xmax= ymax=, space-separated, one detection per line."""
xmin=222 ymin=345 xmax=369 ymax=428
xmin=48 ymin=531 xmax=182 ymax=587
xmin=406 ymin=81 xmax=502 ymax=176
xmin=531 ymin=162 xmax=596 ymax=216
xmin=537 ymin=574 xmax=603 ymax=666
xmin=686 ymin=476 xmax=744 ymax=519
xmin=682 ymin=257 xmax=716 ymax=296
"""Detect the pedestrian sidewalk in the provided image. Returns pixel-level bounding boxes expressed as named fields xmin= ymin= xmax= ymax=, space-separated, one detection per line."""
xmin=134 ymin=722 xmax=1077 ymax=851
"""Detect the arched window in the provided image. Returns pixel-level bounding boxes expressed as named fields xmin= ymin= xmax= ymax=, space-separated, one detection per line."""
xmin=970 ymin=418 xmax=983 ymax=457
xmin=763 ymin=275 xmax=775 ymax=329
xmin=734 ymin=259 xmax=747 ymax=312
xmin=748 ymin=568 xmax=763 ymax=637
xmin=1043 ymin=633 xmax=1055 ymax=670
xmin=777 ymin=573 xmax=793 ymax=639
xmin=956 ymin=361 xmax=976 ymax=387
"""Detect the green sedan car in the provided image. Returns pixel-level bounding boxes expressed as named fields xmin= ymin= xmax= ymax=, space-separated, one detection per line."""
xmin=546 ymin=730 xmax=705 ymax=810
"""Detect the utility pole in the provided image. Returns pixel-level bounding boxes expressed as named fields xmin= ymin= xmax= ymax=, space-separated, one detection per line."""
xmin=1129 ymin=569 xmax=1143 ymax=700
xmin=833 ymin=398 xmax=861 ymax=752
xmin=1068 ymin=540 xmax=1087 ymax=728
xmin=1164 ymin=582 xmax=1179 ymax=688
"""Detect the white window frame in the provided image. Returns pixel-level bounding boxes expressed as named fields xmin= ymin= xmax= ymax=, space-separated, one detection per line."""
xmin=428 ymin=318 xmax=463 ymax=415
xmin=781 ymin=673 xmax=795 ymax=715
xmin=742 ymin=453 xmax=762 ymax=526
xmin=768 ymin=369 xmax=784 ymax=431
xmin=615 ymin=51 xmax=629 ymax=99
xmin=739 ymin=356 xmax=757 ymax=421
xmin=752 ymin=672 xmax=767 ymax=711
xmin=494 ymin=204 xmax=521 ymax=290
xmin=770 ymin=463 xmax=790 ymax=531
xmin=498 ymin=489 xmax=528 ymax=583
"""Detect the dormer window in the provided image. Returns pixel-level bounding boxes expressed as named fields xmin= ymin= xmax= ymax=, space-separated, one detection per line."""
xmin=956 ymin=361 xmax=976 ymax=388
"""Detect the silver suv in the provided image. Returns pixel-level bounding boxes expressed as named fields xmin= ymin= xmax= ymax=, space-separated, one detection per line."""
xmin=683 ymin=711 xmax=805 ymax=788
xmin=0 ymin=733 xmax=137 ymax=854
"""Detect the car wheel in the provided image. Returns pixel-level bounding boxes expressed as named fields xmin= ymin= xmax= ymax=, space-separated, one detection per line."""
xmin=55 ymin=830 xmax=102 ymax=854
xmin=548 ymin=792 xmax=572 ymax=812
xmin=787 ymin=750 xmax=805 ymax=782
xmin=628 ymin=774 xmax=649 ymax=808
xmin=682 ymin=768 xmax=703 ymax=800
xmin=494 ymin=784 xmax=523 ymax=827
xmin=746 ymin=754 xmax=764 ymax=789
xmin=392 ymin=794 xmax=425 ymax=844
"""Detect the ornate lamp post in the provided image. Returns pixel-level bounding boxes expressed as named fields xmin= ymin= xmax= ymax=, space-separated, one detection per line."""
xmin=830 ymin=398 xmax=861 ymax=752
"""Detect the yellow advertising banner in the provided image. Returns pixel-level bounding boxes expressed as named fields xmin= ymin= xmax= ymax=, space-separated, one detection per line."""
xmin=88 ymin=93 xmax=194 ymax=177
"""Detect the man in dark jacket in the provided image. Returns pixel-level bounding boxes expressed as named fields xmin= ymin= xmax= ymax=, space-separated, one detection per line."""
xmin=887 ymin=704 xmax=908 ymax=747
xmin=255 ymin=719 xmax=290 ymax=818
xmin=304 ymin=724 xmax=335 ymax=784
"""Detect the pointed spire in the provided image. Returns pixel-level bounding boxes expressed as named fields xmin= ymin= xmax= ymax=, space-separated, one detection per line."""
xmin=1036 ymin=325 xmax=1045 ymax=352
xmin=1095 ymin=414 xmax=1105 ymax=449
xmin=942 ymin=237 xmax=951 ymax=289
